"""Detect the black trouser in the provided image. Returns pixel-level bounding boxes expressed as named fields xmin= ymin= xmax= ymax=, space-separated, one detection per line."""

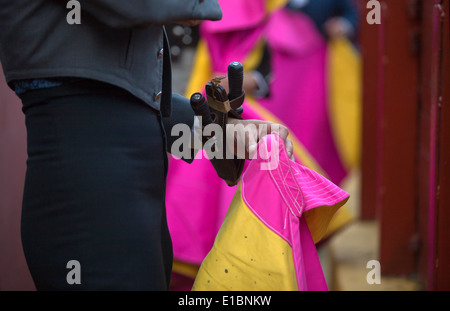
xmin=20 ymin=81 xmax=172 ymax=290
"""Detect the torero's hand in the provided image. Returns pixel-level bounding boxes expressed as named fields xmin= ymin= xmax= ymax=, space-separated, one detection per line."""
xmin=226 ymin=118 xmax=294 ymax=161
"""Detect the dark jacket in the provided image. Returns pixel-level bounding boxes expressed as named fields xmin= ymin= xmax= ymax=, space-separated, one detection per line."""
xmin=0 ymin=0 xmax=222 ymax=117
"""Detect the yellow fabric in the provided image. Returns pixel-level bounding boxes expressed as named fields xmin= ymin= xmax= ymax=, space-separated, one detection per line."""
xmin=184 ymin=40 xmax=212 ymax=98
xmin=242 ymin=39 xmax=266 ymax=72
xmin=303 ymin=200 xmax=349 ymax=244
xmin=327 ymin=37 xmax=362 ymax=171
xmin=265 ymin=0 xmax=289 ymax=13
xmin=192 ymin=184 xmax=298 ymax=291
xmin=319 ymin=201 xmax=355 ymax=241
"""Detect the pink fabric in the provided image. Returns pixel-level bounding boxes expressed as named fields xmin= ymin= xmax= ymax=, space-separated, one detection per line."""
xmin=201 ymin=0 xmax=268 ymax=33
xmin=166 ymin=153 xmax=234 ymax=263
xmin=201 ymin=22 xmax=266 ymax=74
xmin=242 ymin=133 xmax=349 ymax=290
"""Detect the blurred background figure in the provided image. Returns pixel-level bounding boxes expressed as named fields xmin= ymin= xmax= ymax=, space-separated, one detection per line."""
xmin=261 ymin=0 xmax=361 ymax=186
xmin=166 ymin=0 xmax=361 ymax=290
xmin=281 ymin=0 xmax=362 ymax=181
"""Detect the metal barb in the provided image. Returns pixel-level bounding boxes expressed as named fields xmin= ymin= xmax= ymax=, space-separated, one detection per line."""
xmin=211 ymin=76 xmax=226 ymax=89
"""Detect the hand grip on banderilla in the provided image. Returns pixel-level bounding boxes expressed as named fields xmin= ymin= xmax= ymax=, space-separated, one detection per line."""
xmin=189 ymin=62 xmax=246 ymax=187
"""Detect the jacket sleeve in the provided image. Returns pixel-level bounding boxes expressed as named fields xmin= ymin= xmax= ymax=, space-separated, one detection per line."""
xmin=65 ymin=0 xmax=222 ymax=28
xmin=163 ymin=93 xmax=198 ymax=164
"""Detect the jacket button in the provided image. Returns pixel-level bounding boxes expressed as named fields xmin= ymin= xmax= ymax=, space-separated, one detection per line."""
xmin=157 ymin=48 xmax=164 ymax=59
xmin=154 ymin=91 xmax=163 ymax=101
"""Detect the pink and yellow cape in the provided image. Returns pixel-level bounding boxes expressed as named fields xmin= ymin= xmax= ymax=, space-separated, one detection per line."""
xmin=192 ymin=133 xmax=349 ymax=291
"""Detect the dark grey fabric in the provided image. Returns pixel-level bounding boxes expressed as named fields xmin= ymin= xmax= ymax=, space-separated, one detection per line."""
xmin=0 ymin=0 xmax=222 ymax=113
xmin=20 ymin=81 xmax=173 ymax=290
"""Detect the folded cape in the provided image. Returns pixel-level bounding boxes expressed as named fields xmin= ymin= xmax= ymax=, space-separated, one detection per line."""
xmin=192 ymin=133 xmax=349 ymax=291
